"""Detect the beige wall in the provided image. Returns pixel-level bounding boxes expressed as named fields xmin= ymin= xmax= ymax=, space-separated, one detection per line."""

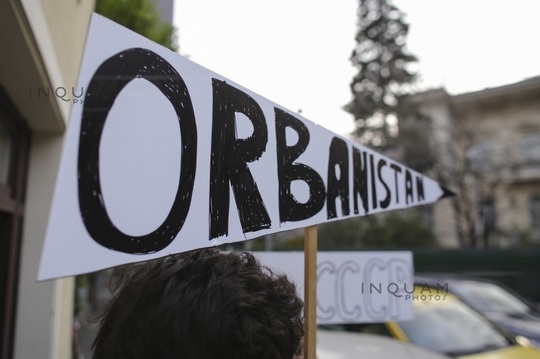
xmin=38 ymin=0 xmax=94 ymax=89
xmin=15 ymin=133 xmax=72 ymax=359
xmin=499 ymin=182 xmax=540 ymax=237
xmin=422 ymin=98 xmax=460 ymax=247
xmin=7 ymin=1 xmax=94 ymax=358
xmin=18 ymin=0 xmax=94 ymax=122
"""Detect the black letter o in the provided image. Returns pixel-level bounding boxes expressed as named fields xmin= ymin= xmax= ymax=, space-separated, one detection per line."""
xmin=78 ymin=48 xmax=197 ymax=254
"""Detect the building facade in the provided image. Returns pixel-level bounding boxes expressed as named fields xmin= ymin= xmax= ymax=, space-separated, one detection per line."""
xmin=0 ymin=1 xmax=94 ymax=358
xmin=411 ymin=77 xmax=540 ymax=248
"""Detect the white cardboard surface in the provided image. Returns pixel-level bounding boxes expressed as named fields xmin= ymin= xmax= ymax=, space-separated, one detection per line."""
xmin=254 ymin=251 xmax=414 ymax=323
xmin=38 ymin=14 xmax=447 ymax=280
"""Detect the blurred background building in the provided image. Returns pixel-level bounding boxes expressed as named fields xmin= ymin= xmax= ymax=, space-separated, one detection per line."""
xmin=410 ymin=77 xmax=540 ymax=248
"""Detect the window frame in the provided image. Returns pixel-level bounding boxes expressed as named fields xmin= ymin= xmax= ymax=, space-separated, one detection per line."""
xmin=0 ymin=84 xmax=30 ymax=359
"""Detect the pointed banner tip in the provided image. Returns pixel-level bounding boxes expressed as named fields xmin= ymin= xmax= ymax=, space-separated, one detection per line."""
xmin=439 ymin=185 xmax=456 ymax=199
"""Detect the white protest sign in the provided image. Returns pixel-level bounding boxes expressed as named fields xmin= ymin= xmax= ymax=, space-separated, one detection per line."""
xmin=38 ymin=14 xmax=451 ymax=280
xmin=254 ymin=251 xmax=414 ymax=323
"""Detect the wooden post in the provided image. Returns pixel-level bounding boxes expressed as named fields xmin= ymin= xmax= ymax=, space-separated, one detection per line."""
xmin=303 ymin=225 xmax=318 ymax=359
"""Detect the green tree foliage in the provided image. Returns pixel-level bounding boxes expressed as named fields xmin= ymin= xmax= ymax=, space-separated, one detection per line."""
xmin=317 ymin=210 xmax=437 ymax=250
xmin=385 ymin=98 xmax=436 ymax=173
xmin=95 ymin=0 xmax=178 ymax=51
xmin=222 ymin=210 xmax=437 ymax=252
xmin=226 ymin=209 xmax=437 ymax=252
xmin=345 ymin=0 xmax=417 ymax=150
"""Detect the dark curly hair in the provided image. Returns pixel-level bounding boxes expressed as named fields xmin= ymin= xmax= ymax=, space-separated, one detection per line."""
xmin=92 ymin=249 xmax=304 ymax=359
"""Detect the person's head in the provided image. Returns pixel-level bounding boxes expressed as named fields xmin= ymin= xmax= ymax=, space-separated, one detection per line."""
xmin=92 ymin=248 xmax=304 ymax=359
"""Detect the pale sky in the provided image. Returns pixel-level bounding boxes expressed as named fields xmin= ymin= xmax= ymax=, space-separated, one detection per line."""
xmin=174 ymin=0 xmax=540 ymax=137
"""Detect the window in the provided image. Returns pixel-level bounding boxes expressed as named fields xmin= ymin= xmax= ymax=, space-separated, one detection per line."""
xmin=398 ymin=299 xmax=508 ymax=356
xmin=467 ymin=139 xmax=492 ymax=173
xmin=0 ymin=120 xmax=12 ymax=185
xmin=530 ymin=195 xmax=540 ymax=241
xmin=0 ymin=85 xmax=29 ymax=359
xmin=522 ymin=133 xmax=540 ymax=164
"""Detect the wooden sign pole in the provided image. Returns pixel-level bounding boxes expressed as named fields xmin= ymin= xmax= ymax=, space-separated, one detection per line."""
xmin=303 ymin=225 xmax=318 ymax=359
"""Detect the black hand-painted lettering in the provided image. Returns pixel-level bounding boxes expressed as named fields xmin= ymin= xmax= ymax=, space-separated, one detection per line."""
xmin=377 ymin=159 xmax=391 ymax=209
xmin=275 ymin=108 xmax=325 ymax=222
xmin=352 ymin=148 xmax=369 ymax=215
xmin=78 ymin=48 xmax=197 ymax=254
xmin=416 ymin=175 xmax=425 ymax=202
xmin=390 ymin=163 xmax=402 ymax=204
xmin=209 ymin=79 xmax=270 ymax=239
xmin=369 ymin=154 xmax=378 ymax=210
xmin=405 ymin=169 xmax=414 ymax=205
xmin=327 ymin=137 xmax=350 ymax=219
